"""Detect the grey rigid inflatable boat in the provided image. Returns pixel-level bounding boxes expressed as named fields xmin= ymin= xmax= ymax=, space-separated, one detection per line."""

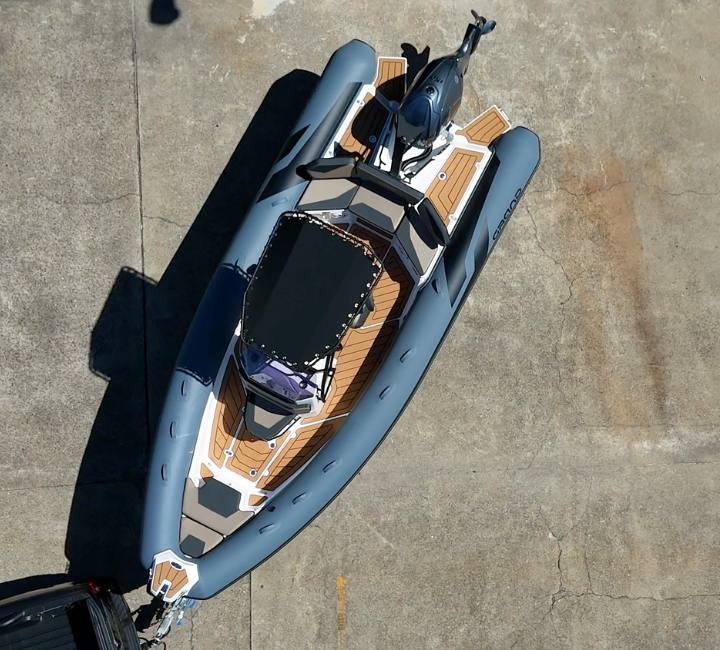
xmin=140 ymin=13 xmax=540 ymax=604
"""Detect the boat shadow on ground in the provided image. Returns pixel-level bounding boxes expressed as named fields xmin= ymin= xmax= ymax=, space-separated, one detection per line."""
xmin=58 ymin=68 xmax=321 ymax=598
xmin=401 ymin=42 xmax=430 ymax=88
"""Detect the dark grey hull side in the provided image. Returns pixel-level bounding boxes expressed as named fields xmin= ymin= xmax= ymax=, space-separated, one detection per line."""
xmin=140 ymin=39 xmax=541 ymax=600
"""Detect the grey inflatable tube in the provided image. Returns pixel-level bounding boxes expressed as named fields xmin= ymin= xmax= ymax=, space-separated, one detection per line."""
xmin=140 ymin=39 xmax=541 ymax=600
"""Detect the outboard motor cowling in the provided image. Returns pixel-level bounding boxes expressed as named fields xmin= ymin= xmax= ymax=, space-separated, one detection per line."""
xmin=396 ymin=57 xmax=464 ymax=150
xmin=396 ymin=11 xmax=496 ymax=152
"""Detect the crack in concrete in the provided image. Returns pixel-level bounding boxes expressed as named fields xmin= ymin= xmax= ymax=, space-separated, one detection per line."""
xmin=552 ymin=589 xmax=720 ymax=605
xmin=7 ymin=458 xmax=720 ymax=496
xmin=545 ymin=471 xmax=596 ymax=635
xmin=0 ymin=477 xmax=144 ymax=492
xmin=526 ymin=203 xmax=572 ymax=288
xmin=507 ymin=465 xmax=597 ymax=644
xmin=524 ymin=428 xmax=553 ymax=470
xmin=128 ymin=0 xmax=152 ymax=458
xmin=529 ymin=181 xmax=720 ymax=199
xmin=143 ymin=214 xmax=190 ymax=229
xmin=144 ymin=214 xmax=236 ymax=238
xmin=249 ymin=571 xmax=253 ymax=650
xmin=189 ymin=604 xmax=196 ymax=650
xmin=535 ymin=542 xmax=569 ymax=643
xmin=501 ymin=461 xmax=716 ymax=648
xmin=521 ymin=473 xmax=592 ymax=542
xmin=402 ymin=457 xmax=720 ymax=482
xmin=31 ymin=191 xmax=139 ymax=207
xmin=582 ymin=538 xmax=594 ymax=594
xmin=534 ymin=462 xmax=711 ymax=639
xmin=524 ymin=203 xmax=590 ymax=466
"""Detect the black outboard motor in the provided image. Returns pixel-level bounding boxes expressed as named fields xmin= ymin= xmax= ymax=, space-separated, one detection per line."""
xmin=394 ymin=10 xmax=496 ymax=169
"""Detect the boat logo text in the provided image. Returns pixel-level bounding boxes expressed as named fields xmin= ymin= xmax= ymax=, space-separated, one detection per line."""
xmin=493 ymin=188 xmax=523 ymax=241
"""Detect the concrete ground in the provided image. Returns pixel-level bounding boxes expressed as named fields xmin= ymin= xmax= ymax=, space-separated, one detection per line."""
xmin=1 ymin=0 xmax=719 ymax=647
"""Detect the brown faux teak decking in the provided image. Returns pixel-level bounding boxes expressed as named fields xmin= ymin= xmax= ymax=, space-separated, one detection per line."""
xmin=374 ymin=57 xmax=406 ymax=103
xmin=349 ymin=221 xmax=392 ymax=259
xmin=228 ymin=421 xmax=292 ymax=481
xmin=426 ymin=149 xmax=485 ymax=225
xmin=338 ymin=93 xmax=389 ymax=161
xmin=301 ymin=320 xmax=400 ymax=426
xmin=257 ymin=419 xmax=345 ymax=490
xmin=151 ymin=560 xmax=189 ymax=600
xmin=208 ymin=358 xmax=292 ymax=482
xmin=458 ymin=106 xmax=509 ymax=146
xmin=336 ymin=56 xmax=407 ymax=161
xmin=364 ymin=250 xmax=413 ymax=325
xmin=208 ymin=361 xmax=244 ymax=465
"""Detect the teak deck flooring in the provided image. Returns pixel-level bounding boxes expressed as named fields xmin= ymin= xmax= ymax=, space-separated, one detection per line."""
xmin=228 ymin=421 xmax=292 ymax=481
xmin=208 ymin=361 xmax=245 ymax=465
xmin=426 ymin=149 xmax=485 ymax=225
xmin=458 ymin=106 xmax=509 ymax=146
xmin=257 ymin=418 xmax=344 ymax=490
xmin=338 ymin=92 xmax=389 ymax=161
xmin=151 ymin=560 xmax=189 ymax=600
xmin=364 ymin=249 xmax=413 ymax=325
xmin=337 ymin=57 xmax=407 ymax=159
xmin=374 ymin=57 xmax=406 ymax=103
xmin=208 ymin=357 xmax=292 ymax=482
xmin=349 ymin=221 xmax=392 ymax=259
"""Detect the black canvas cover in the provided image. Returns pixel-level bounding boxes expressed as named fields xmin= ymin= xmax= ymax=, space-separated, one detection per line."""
xmin=242 ymin=212 xmax=381 ymax=368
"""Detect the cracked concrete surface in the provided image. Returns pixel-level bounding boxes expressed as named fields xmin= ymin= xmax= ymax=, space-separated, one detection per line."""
xmin=1 ymin=0 xmax=719 ymax=647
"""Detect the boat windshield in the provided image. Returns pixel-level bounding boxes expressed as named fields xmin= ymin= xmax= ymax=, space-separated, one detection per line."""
xmin=240 ymin=345 xmax=317 ymax=403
